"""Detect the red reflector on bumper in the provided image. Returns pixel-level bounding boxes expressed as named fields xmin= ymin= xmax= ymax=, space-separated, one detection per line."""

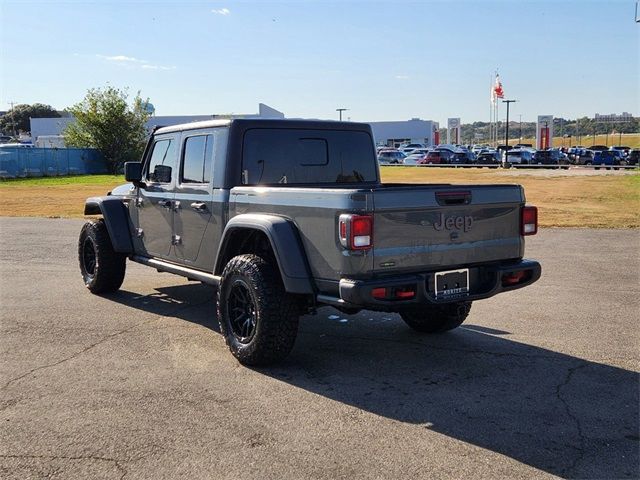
xmin=395 ymin=289 xmax=415 ymax=299
xmin=371 ymin=286 xmax=416 ymax=300
xmin=502 ymin=270 xmax=530 ymax=286
xmin=371 ymin=287 xmax=387 ymax=299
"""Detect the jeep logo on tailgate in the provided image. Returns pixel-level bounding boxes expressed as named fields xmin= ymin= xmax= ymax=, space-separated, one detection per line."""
xmin=433 ymin=213 xmax=473 ymax=232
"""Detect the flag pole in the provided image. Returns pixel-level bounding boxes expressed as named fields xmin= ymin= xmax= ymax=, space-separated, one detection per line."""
xmin=489 ymin=73 xmax=493 ymax=146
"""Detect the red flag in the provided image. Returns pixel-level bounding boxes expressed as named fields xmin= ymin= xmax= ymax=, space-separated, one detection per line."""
xmin=493 ymin=74 xmax=504 ymax=100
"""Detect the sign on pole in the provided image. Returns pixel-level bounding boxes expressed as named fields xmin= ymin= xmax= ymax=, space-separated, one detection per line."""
xmin=536 ymin=115 xmax=554 ymax=150
xmin=447 ymin=118 xmax=461 ymax=145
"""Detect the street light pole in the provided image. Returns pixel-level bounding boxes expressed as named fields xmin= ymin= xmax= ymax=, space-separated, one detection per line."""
xmin=336 ymin=108 xmax=348 ymax=121
xmin=502 ymin=99 xmax=517 ymax=149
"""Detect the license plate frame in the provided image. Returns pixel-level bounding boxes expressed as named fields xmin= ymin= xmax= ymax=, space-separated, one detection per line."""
xmin=434 ymin=268 xmax=470 ymax=299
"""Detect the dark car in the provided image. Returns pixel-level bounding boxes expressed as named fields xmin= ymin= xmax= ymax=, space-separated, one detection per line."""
xmin=610 ymin=146 xmax=630 ymax=157
xmin=608 ymin=149 xmax=625 ymax=162
xmin=592 ymin=150 xmax=621 ymax=168
xmin=449 ymin=151 xmax=475 ymax=166
xmin=627 ymin=149 xmax=639 ymax=166
xmin=574 ymin=150 xmax=595 ymax=165
xmin=589 ymin=145 xmax=609 ymax=152
xmin=532 ymin=149 xmax=563 ymax=166
xmin=476 ymin=151 xmax=501 ymax=167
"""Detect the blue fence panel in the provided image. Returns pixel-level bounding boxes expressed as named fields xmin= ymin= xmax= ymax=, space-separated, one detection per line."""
xmin=0 ymin=148 xmax=107 ymax=178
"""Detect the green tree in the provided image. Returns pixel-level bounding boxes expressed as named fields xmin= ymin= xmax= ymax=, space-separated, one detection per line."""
xmin=0 ymin=103 xmax=60 ymax=135
xmin=64 ymin=87 xmax=151 ymax=174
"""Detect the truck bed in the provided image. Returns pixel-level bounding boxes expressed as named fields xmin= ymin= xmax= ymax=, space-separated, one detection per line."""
xmin=230 ymin=182 xmax=526 ymax=289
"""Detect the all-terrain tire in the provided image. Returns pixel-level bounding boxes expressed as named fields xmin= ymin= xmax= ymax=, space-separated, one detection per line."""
xmin=78 ymin=219 xmax=126 ymax=294
xmin=217 ymin=254 xmax=300 ymax=366
xmin=400 ymin=301 xmax=472 ymax=333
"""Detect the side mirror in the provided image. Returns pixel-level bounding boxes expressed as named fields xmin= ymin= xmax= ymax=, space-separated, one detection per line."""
xmin=124 ymin=162 xmax=142 ymax=183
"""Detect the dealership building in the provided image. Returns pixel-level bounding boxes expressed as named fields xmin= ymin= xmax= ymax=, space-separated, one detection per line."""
xmin=29 ymin=103 xmax=440 ymax=148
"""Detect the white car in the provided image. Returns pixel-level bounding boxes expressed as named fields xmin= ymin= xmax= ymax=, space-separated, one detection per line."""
xmin=0 ymin=143 xmax=34 ymax=148
xmin=400 ymin=143 xmax=428 ymax=154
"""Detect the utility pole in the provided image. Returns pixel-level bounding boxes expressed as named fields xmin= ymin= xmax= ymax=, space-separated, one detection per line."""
xmin=336 ymin=108 xmax=348 ymax=122
xmin=502 ymin=99 xmax=516 ymax=149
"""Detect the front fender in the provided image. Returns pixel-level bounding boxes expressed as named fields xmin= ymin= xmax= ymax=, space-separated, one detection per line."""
xmin=84 ymin=196 xmax=134 ymax=254
xmin=215 ymin=214 xmax=314 ymax=294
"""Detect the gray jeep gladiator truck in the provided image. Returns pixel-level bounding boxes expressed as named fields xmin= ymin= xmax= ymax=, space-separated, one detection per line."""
xmin=79 ymin=119 xmax=541 ymax=365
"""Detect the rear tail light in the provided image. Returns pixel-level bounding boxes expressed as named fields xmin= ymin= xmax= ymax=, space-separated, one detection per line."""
xmin=339 ymin=214 xmax=373 ymax=250
xmin=521 ymin=205 xmax=538 ymax=236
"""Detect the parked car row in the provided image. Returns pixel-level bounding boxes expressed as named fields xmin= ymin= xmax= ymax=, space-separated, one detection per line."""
xmin=377 ymin=144 xmax=503 ymax=167
xmin=377 ymin=143 xmax=639 ymax=168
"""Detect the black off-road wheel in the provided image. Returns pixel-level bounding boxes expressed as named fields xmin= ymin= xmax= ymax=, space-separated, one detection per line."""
xmin=78 ymin=219 xmax=126 ymax=294
xmin=400 ymin=301 xmax=472 ymax=333
xmin=217 ymin=254 xmax=300 ymax=366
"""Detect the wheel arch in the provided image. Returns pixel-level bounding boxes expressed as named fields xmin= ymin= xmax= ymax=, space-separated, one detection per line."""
xmin=84 ymin=196 xmax=134 ymax=254
xmin=215 ymin=214 xmax=315 ymax=294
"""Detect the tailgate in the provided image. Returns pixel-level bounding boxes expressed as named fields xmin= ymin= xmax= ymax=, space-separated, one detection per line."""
xmin=372 ymin=185 xmax=525 ymax=273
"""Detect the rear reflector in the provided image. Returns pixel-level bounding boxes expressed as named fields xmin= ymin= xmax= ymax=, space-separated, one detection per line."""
xmin=502 ymin=270 xmax=532 ymax=286
xmin=521 ymin=206 xmax=538 ymax=236
xmin=371 ymin=287 xmax=387 ymax=299
xmin=371 ymin=285 xmax=416 ymax=301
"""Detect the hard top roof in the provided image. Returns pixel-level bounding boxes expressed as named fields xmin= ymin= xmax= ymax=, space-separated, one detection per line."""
xmin=154 ymin=118 xmax=372 ymax=135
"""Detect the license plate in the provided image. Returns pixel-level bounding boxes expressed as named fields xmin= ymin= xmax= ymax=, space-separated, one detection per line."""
xmin=435 ymin=268 xmax=469 ymax=298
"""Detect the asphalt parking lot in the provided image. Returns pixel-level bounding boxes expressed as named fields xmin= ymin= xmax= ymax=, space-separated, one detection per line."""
xmin=1 ymin=218 xmax=638 ymax=480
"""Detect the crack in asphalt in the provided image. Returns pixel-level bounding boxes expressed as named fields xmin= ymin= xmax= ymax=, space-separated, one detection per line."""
xmin=0 ymin=318 xmax=158 ymax=392
xmin=0 ymin=453 xmax=128 ymax=479
xmin=0 ymin=297 xmax=212 ymax=392
xmin=555 ymin=363 xmax=589 ymax=477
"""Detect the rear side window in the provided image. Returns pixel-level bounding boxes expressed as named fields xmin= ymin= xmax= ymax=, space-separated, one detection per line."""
xmin=147 ymin=138 xmax=177 ymax=183
xmin=242 ymin=128 xmax=377 ymax=185
xmin=182 ymin=134 xmax=213 ymax=184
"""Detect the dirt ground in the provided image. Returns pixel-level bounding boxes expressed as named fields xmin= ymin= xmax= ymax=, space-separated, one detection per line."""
xmin=381 ymin=167 xmax=639 ymax=228
xmin=0 ymin=169 xmax=638 ymax=228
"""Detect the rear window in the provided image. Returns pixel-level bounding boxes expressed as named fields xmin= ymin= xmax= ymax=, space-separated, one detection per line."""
xmin=242 ymin=128 xmax=377 ymax=185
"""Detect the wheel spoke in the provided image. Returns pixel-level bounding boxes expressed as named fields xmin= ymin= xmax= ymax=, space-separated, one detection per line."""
xmin=82 ymin=238 xmax=97 ymax=276
xmin=226 ymin=281 xmax=258 ymax=343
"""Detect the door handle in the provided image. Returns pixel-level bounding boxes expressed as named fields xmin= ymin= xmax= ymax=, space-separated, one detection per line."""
xmin=190 ymin=202 xmax=207 ymax=212
xmin=158 ymin=199 xmax=172 ymax=209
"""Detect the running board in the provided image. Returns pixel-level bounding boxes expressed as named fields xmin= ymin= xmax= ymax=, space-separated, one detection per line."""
xmin=130 ymin=255 xmax=220 ymax=286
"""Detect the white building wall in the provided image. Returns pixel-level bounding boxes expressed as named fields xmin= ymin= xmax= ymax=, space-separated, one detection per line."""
xmin=29 ymin=103 xmax=285 ymax=141
xmin=369 ymin=119 xmax=437 ymax=147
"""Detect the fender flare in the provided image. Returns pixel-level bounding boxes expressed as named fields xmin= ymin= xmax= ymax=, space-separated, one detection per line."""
xmin=215 ymin=214 xmax=315 ymax=294
xmin=84 ymin=196 xmax=134 ymax=254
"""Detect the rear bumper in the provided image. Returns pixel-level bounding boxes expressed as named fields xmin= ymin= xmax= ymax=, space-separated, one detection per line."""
xmin=332 ymin=259 xmax=541 ymax=311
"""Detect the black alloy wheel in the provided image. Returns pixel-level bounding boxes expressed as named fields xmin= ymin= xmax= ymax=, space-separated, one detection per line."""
xmin=81 ymin=236 xmax=97 ymax=279
xmin=226 ymin=279 xmax=258 ymax=343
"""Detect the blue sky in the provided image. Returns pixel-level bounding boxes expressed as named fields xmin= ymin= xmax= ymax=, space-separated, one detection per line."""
xmin=1 ymin=0 xmax=638 ymax=124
